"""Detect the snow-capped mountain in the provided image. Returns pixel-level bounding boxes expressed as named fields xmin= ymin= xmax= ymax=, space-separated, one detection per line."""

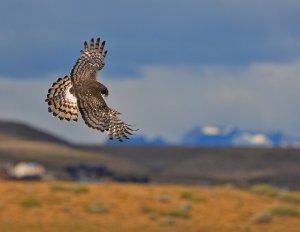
xmin=104 ymin=125 xmax=300 ymax=147
xmin=182 ymin=126 xmax=300 ymax=147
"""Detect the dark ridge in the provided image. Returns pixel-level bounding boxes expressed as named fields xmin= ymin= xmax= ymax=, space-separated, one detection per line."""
xmin=0 ymin=120 xmax=68 ymax=145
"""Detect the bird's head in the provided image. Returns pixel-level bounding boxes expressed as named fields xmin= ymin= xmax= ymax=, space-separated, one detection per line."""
xmin=98 ymin=82 xmax=109 ymax=97
xmin=101 ymin=87 xmax=109 ymax=97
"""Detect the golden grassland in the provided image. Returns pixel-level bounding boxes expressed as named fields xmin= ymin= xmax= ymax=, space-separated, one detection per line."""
xmin=0 ymin=181 xmax=299 ymax=232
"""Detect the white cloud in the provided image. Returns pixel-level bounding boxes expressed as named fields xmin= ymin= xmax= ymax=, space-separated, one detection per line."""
xmin=1 ymin=60 xmax=300 ymax=144
xmin=106 ymin=61 xmax=300 ymax=142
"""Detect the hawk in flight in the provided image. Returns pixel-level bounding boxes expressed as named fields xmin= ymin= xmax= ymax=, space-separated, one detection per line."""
xmin=45 ymin=37 xmax=136 ymax=141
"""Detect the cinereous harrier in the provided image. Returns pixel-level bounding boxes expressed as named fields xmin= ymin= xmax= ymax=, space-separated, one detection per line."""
xmin=45 ymin=37 xmax=136 ymax=141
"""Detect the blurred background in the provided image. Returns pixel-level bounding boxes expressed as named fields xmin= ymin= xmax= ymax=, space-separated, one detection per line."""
xmin=1 ymin=0 xmax=300 ymax=231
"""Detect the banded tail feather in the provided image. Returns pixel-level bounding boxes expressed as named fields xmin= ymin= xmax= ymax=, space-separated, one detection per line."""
xmin=45 ymin=76 xmax=79 ymax=122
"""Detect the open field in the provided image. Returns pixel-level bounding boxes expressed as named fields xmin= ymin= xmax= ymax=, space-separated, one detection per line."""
xmin=1 ymin=121 xmax=300 ymax=231
xmin=0 ymin=181 xmax=300 ymax=231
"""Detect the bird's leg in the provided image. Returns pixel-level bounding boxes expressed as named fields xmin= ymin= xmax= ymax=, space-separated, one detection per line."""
xmin=99 ymin=83 xmax=109 ymax=96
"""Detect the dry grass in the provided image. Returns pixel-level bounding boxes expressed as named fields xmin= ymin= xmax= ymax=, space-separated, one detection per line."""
xmin=0 ymin=181 xmax=300 ymax=232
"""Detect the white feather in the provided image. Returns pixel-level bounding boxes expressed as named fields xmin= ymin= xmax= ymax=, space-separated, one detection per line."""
xmin=65 ymin=86 xmax=77 ymax=104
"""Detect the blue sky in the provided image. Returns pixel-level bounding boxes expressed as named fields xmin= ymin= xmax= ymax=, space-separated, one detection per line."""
xmin=1 ymin=1 xmax=300 ymax=143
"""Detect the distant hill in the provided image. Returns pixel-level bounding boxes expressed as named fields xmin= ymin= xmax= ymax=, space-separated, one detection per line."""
xmin=2 ymin=120 xmax=300 ymax=188
xmin=0 ymin=120 xmax=148 ymax=178
xmin=81 ymin=145 xmax=300 ymax=188
xmin=0 ymin=120 xmax=67 ymax=144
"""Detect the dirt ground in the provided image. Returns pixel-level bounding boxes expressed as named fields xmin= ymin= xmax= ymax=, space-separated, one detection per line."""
xmin=0 ymin=181 xmax=299 ymax=232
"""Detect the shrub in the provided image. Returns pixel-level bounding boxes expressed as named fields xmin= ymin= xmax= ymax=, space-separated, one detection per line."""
xmin=160 ymin=208 xmax=190 ymax=219
xmin=161 ymin=216 xmax=176 ymax=225
xmin=269 ymin=206 xmax=300 ymax=217
xmin=279 ymin=194 xmax=300 ymax=204
xmin=179 ymin=202 xmax=192 ymax=211
xmin=141 ymin=206 xmax=153 ymax=214
xmin=20 ymin=197 xmax=40 ymax=208
xmin=158 ymin=194 xmax=170 ymax=203
xmin=149 ymin=212 xmax=159 ymax=221
xmin=180 ymin=191 xmax=207 ymax=203
xmin=51 ymin=184 xmax=89 ymax=193
xmin=180 ymin=191 xmax=193 ymax=200
xmin=251 ymin=211 xmax=272 ymax=223
xmin=250 ymin=184 xmax=300 ymax=204
xmin=86 ymin=202 xmax=108 ymax=214
xmin=250 ymin=184 xmax=281 ymax=197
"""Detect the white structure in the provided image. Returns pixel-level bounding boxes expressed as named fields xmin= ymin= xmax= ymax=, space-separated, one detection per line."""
xmin=11 ymin=162 xmax=45 ymax=179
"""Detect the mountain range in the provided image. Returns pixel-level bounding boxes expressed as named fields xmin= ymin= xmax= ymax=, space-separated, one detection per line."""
xmin=105 ymin=125 xmax=300 ymax=148
xmin=0 ymin=120 xmax=299 ymax=147
xmin=181 ymin=125 xmax=300 ymax=148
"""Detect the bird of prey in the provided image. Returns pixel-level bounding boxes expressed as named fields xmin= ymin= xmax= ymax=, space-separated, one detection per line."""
xmin=45 ymin=37 xmax=136 ymax=141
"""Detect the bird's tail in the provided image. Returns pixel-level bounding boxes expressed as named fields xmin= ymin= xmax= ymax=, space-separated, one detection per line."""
xmin=45 ymin=76 xmax=79 ymax=121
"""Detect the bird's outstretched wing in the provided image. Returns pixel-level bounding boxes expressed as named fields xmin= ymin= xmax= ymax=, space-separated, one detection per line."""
xmin=45 ymin=76 xmax=78 ymax=121
xmin=71 ymin=38 xmax=107 ymax=85
xmin=76 ymin=87 xmax=135 ymax=142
